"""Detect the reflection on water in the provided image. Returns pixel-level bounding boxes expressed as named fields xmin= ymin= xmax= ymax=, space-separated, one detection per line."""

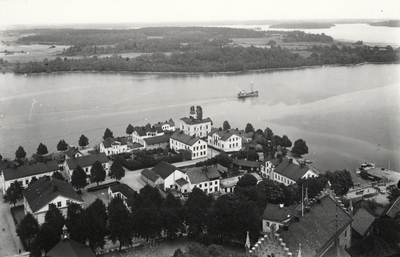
xmin=0 ymin=64 xmax=399 ymax=172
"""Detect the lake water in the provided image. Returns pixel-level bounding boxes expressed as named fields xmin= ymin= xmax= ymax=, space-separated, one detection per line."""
xmin=0 ymin=64 xmax=399 ymax=172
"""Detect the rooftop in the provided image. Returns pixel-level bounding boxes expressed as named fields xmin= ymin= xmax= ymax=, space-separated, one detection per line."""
xmin=65 ymin=153 xmax=109 ymax=170
xmin=273 ymin=158 xmax=311 ymax=181
xmin=170 ymin=131 xmax=202 ymax=146
xmin=141 ymin=168 xmax=160 ymax=182
xmin=152 ymin=161 xmax=180 ymax=180
xmin=102 ymin=137 xmax=128 ymax=148
xmin=352 ymin=208 xmax=375 ymax=236
xmin=133 ymin=126 xmax=164 ymax=136
xmin=263 ymin=204 xmax=301 ymax=223
xmin=110 ymin=183 xmax=137 ymax=199
xmin=2 ymin=160 xmax=59 ymax=181
xmin=232 ymin=158 xmax=261 ymax=168
xmin=208 ymin=128 xmax=244 ymax=141
xmin=180 ymin=117 xmax=212 ymax=125
xmin=46 ymin=238 xmax=95 ymax=257
xmin=143 ymin=134 xmax=171 ymax=145
xmin=23 ymin=176 xmax=84 ymax=213
xmin=382 ymin=196 xmax=400 ymax=219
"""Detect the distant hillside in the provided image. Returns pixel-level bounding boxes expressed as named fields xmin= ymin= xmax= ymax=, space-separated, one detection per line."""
xmin=269 ymin=23 xmax=335 ymax=29
xmin=369 ymin=20 xmax=400 ymax=28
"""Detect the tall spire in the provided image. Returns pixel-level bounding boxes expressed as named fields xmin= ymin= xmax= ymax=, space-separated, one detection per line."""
xmin=245 ymin=231 xmax=251 ymax=250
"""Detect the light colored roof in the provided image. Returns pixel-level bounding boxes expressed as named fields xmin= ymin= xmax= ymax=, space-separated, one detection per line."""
xmin=2 ymin=160 xmax=59 ymax=181
xmin=180 ymin=117 xmax=212 ymax=125
xmin=153 ymin=120 xmax=175 ymax=128
xmin=352 ymin=208 xmax=375 ymax=236
xmin=65 ymin=153 xmax=109 ymax=170
xmin=23 ymin=177 xmax=83 ymax=213
xmin=170 ymin=131 xmax=202 ymax=146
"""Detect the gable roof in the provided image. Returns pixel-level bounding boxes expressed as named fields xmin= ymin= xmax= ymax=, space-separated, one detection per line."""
xmin=153 ymin=120 xmax=175 ymax=128
xmin=47 ymin=238 xmax=95 ymax=257
xmin=232 ymin=158 xmax=261 ymax=168
xmin=186 ymin=169 xmax=210 ymax=185
xmin=215 ymin=164 xmax=228 ymax=173
xmin=63 ymin=147 xmax=83 ymax=159
xmin=102 ymin=137 xmax=128 ymax=148
xmin=110 ymin=183 xmax=137 ymax=199
xmin=143 ymin=134 xmax=171 ymax=145
xmin=170 ymin=131 xmax=202 ymax=146
xmin=141 ymin=168 xmax=160 ymax=182
xmin=176 ymin=178 xmax=189 ymax=186
xmin=273 ymin=158 xmax=311 ymax=181
xmin=352 ymin=208 xmax=375 ymax=236
xmin=263 ymin=204 xmax=301 ymax=222
xmin=152 ymin=161 xmax=179 ymax=179
xmin=2 ymin=160 xmax=59 ymax=181
xmin=180 ymin=117 xmax=212 ymax=125
xmin=133 ymin=126 xmax=164 ymax=136
xmin=208 ymin=128 xmax=244 ymax=141
xmin=279 ymin=195 xmax=352 ymax=257
xmin=204 ymin=166 xmax=221 ymax=180
xmin=65 ymin=153 xmax=109 ymax=170
xmin=23 ymin=177 xmax=83 ymax=213
xmin=264 ymin=156 xmax=283 ymax=167
xmin=382 ymin=196 xmax=400 ymax=219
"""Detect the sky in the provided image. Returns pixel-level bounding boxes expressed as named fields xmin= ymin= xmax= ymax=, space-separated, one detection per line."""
xmin=0 ymin=0 xmax=399 ymax=26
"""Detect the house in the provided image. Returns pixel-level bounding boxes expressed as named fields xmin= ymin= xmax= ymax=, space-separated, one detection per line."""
xmin=22 ymin=176 xmax=84 ymax=224
xmin=131 ymin=126 xmax=164 ymax=145
xmin=170 ymin=131 xmax=208 ymax=160
xmin=153 ymin=119 xmax=176 ymax=132
xmin=381 ymin=196 xmax=400 ymax=219
xmin=142 ymin=134 xmax=171 ymax=150
xmin=108 ymin=183 xmax=137 ymax=209
xmin=63 ymin=153 xmax=110 ymax=182
xmin=250 ymin=194 xmax=352 ymax=257
xmin=46 ymin=225 xmax=95 ymax=257
xmin=260 ymin=155 xmax=282 ymax=178
xmin=1 ymin=160 xmax=60 ymax=194
xmin=262 ymin=203 xmax=301 ymax=232
xmin=232 ymin=158 xmax=261 ymax=172
xmin=180 ymin=106 xmax=212 ymax=138
xmin=141 ymin=161 xmax=186 ymax=190
xmin=208 ymin=128 xmax=242 ymax=152
xmin=220 ymin=173 xmax=262 ymax=194
xmin=270 ymin=157 xmax=318 ymax=186
xmin=352 ymin=208 xmax=375 ymax=240
xmin=100 ymin=137 xmax=128 ymax=156
xmin=63 ymin=147 xmax=84 ymax=159
xmin=178 ymin=166 xmax=221 ymax=194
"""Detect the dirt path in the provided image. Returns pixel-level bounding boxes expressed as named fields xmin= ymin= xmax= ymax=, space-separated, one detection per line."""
xmin=0 ymin=194 xmax=19 ymax=256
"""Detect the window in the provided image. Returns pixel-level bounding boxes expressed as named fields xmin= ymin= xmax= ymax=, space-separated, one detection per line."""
xmin=57 ymin=201 xmax=61 ymax=207
xmin=215 ymin=186 xmax=218 ymax=192
xmin=25 ymin=179 xmax=29 ymax=185
xmin=199 ymin=184 xmax=202 ymax=188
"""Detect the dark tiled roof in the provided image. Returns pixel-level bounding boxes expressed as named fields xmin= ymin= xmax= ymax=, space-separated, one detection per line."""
xmin=170 ymin=131 xmax=201 ymax=146
xmin=215 ymin=164 xmax=228 ymax=173
xmin=2 ymin=160 xmax=59 ymax=181
xmin=143 ymin=134 xmax=171 ymax=145
xmin=64 ymin=148 xmax=83 ymax=159
xmin=352 ymin=208 xmax=375 ymax=236
xmin=274 ymin=158 xmax=310 ymax=181
xmin=264 ymin=156 xmax=283 ymax=167
xmin=102 ymin=137 xmax=128 ymax=148
xmin=66 ymin=153 xmax=109 ymax=170
xmin=204 ymin=166 xmax=220 ymax=180
xmin=134 ymin=126 xmax=164 ymax=136
xmin=141 ymin=168 xmax=160 ymax=182
xmin=153 ymin=120 xmax=175 ymax=128
xmin=23 ymin=177 xmax=83 ymax=213
xmin=110 ymin=183 xmax=137 ymax=199
xmin=175 ymin=178 xmax=189 ymax=186
xmin=382 ymin=196 xmax=400 ymax=219
xmin=187 ymin=169 xmax=209 ymax=184
xmin=262 ymin=204 xmax=301 ymax=222
xmin=208 ymin=128 xmax=244 ymax=141
xmin=180 ymin=117 xmax=212 ymax=125
xmin=152 ymin=161 xmax=178 ymax=180
xmin=232 ymin=158 xmax=261 ymax=168
xmin=47 ymin=238 xmax=95 ymax=257
xmin=279 ymin=195 xmax=352 ymax=257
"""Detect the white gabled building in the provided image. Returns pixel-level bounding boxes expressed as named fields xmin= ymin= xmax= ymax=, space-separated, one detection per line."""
xmin=23 ymin=176 xmax=84 ymax=224
xmin=63 ymin=153 xmax=110 ymax=182
xmin=153 ymin=119 xmax=176 ymax=132
xmin=208 ymin=128 xmax=243 ymax=152
xmin=180 ymin=106 xmax=212 ymax=138
xmin=132 ymin=126 xmax=165 ymax=145
xmin=183 ymin=166 xmax=221 ymax=194
xmin=170 ymin=131 xmax=208 ymax=160
xmin=100 ymin=137 xmax=129 ymax=156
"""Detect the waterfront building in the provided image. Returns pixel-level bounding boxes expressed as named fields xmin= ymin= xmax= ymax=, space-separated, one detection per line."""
xmin=1 ymin=160 xmax=60 ymax=194
xmin=207 ymin=128 xmax=243 ymax=152
xmin=100 ymin=137 xmax=129 ymax=156
xmin=131 ymin=126 xmax=164 ymax=145
xmin=22 ymin=176 xmax=84 ymax=224
xmin=63 ymin=153 xmax=110 ymax=182
xmin=153 ymin=119 xmax=176 ymax=132
xmin=63 ymin=147 xmax=84 ymax=159
xmin=180 ymin=106 xmax=212 ymax=138
xmin=142 ymin=134 xmax=171 ymax=150
xmin=170 ymin=131 xmax=208 ymax=160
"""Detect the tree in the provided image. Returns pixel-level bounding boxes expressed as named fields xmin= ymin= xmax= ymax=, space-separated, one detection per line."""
xmin=126 ymin=124 xmax=134 ymax=136
xmin=16 ymin=213 xmax=39 ymax=249
xmin=37 ymin=143 xmax=48 ymax=155
xmin=281 ymin=135 xmax=292 ymax=148
xmin=264 ymin=127 xmax=274 ymax=141
xmin=0 ymin=153 xmax=2 ymax=161
xmin=107 ymin=197 xmax=135 ymax=251
xmin=15 ymin=146 xmax=26 ymax=160
xmin=245 ymin=123 xmax=254 ymax=133
xmin=324 ymin=170 xmax=354 ymax=196
xmin=65 ymin=202 xmax=84 ymax=241
xmin=90 ymin=160 xmax=106 ymax=186
xmin=51 ymin=171 xmax=65 ymax=181
xmin=161 ymin=193 xmax=184 ymax=239
xmin=222 ymin=120 xmax=231 ymax=130
xmin=196 ymin=106 xmax=203 ymax=120
xmin=132 ymin=199 xmax=162 ymax=240
xmin=184 ymin=188 xmax=213 ymax=237
xmin=71 ymin=165 xmax=87 ymax=191
xmin=89 ymin=198 xmax=108 ymax=226
xmin=57 ymin=139 xmax=69 ymax=151
xmin=103 ymin=128 xmax=114 ymax=140
xmin=291 ymin=139 xmax=308 ymax=156
xmin=30 ymin=223 xmax=59 ymax=256
xmin=3 ymin=180 xmax=23 ymax=206
xmin=233 ymin=201 xmax=260 ymax=243
xmin=78 ymin=134 xmax=89 ymax=149
xmin=110 ymin=160 xmax=125 ymax=181
xmin=236 ymin=173 xmax=257 ymax=188
xmin=78 ymin=205 xmax=107 ymax=251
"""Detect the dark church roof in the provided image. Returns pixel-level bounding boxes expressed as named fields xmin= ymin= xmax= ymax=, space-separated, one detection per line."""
xmin=46 ymin=238 xmax=95 ymax=257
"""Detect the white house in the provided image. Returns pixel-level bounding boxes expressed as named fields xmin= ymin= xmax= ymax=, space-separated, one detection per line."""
xmin=1 ymin=160 xmax=60 ymax=194
xmin=260 ymin=155 xmax=283 ymax=179
xmin=269 ymin=157 xmax=319 ymax=186
xmin=132 ymin=126 xmax=164 ymax=145
xmin=170 ymin=131 xmax=208 ymax=160
xmin=63 ymin=153 xmax=110 ymax=182
xmin=208 ymin=128 xmax=242 ymax=152
xmin=22 ymin=176 xmax=84 ymax=224
xmin=142 ymin=134 xmax=171 ymax=150
xmin=108 ymin=183 xmax=137 ymax=209
xmin=180 ymin=166 xmax=221 ymax=194
xmin=100 ymin=137 xmax=129 ymax=156
xmin=63 ymin=147 xmax=84 ymax=159
xmin=141 ymin=168 xmax=163 ymax=187
xmin=147 ymin=161 xmax=186 ymax=190
xmin=153 ymin=119 xmax=176 ymax=132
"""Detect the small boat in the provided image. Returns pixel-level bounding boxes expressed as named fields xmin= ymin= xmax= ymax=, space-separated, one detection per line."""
xmin=238 ymin=83 xmax=259 ymax=98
